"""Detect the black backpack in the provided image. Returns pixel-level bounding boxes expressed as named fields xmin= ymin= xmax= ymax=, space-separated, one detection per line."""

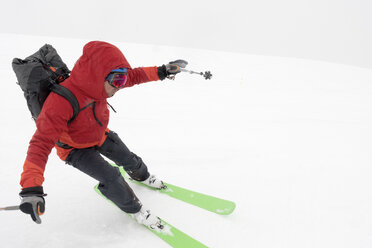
xmin=12 ymin=44 xmax=79 ymax=124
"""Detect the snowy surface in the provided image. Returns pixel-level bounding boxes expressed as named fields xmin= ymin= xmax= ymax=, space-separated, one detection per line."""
xmin=1 ymin=33 xmax=372 ymax=248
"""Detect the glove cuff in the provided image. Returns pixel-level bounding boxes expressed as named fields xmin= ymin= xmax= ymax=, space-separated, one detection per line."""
xmin=20 ymin=186 xmax=44 ymax=197
xmin=157 ymin=65 xmax=167 ymax=80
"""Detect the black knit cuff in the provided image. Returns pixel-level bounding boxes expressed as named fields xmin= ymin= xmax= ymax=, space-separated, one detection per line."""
xmin=157 ymin=65 xmax=167 ymax=80
xmin=20 ymin=186 xmax=44 ymax=197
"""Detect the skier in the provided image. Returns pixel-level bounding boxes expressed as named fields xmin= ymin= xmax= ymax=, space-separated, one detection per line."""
xmin=18 ymin=41 xmax=185 ymax=229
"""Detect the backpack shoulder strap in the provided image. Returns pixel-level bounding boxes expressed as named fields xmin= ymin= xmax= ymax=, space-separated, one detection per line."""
xmin=49 ymin=83 xmax=80 ymax=125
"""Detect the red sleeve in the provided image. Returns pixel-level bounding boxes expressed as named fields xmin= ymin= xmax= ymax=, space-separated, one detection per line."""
xmin=20 ymin=93 xmax=72 ymax=189
xmin=125 ymin=66 xmax=160 ymax=88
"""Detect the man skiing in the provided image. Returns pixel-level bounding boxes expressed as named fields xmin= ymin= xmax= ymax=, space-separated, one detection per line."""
xmin=18 ymin=41 xmax=185 ymax=230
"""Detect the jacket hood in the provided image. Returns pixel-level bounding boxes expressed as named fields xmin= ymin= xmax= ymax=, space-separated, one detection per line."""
xmin=69 ymin=41 xmax=131 ymax=100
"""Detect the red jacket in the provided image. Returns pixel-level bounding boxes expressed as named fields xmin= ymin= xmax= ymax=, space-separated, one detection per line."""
xmin=20 ymin=41 xmax=160 ymax=189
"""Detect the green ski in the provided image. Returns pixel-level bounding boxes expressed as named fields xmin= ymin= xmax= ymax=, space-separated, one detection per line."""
xmin=94 ymin=185 xmax=208 ymax=248
xmin=111 ymin=163 xmax=236 ymax=215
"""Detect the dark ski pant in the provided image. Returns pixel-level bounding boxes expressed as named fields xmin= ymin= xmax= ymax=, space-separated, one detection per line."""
xmin=65 ymin=130 xmax=150 ymax=214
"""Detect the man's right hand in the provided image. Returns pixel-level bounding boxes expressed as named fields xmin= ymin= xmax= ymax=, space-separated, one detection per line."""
xmin=165 ymin=60 xmax=188 ymax=76
xmin=19 ymin=186 xmax=46 ymax=224
xmin=157 ymin=59 xmax=188 ymax=80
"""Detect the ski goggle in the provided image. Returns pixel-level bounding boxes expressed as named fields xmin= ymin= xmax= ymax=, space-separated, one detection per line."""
xmin=105 ymin=68 xmax=128 ymax=89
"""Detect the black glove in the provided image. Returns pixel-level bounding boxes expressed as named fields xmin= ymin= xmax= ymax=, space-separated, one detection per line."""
xmin=19 ymin=186 xmax=46 ymax=224
xmin=157 ymin=60 xmax=188 ymax=80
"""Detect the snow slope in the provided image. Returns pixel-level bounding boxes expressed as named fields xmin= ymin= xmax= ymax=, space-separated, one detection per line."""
xmin=1 ymin=33 xmax=372 ymax=248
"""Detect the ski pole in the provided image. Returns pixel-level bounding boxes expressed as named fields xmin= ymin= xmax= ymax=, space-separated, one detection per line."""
xmin=180 ymin=68 xmax=212 ymax=80
xmin=0 ymin=205 xmax=20 ymax=211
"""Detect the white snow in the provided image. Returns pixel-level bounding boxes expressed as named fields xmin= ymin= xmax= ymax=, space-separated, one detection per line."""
xmin=1 ymin=33 xmax=372 ymax=248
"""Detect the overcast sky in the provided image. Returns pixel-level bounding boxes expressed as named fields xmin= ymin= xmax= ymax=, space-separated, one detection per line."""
xmin=1 ymin=0 xmax=371 ymax=68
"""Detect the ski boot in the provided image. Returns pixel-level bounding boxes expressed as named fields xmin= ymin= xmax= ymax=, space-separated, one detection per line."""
xmin=131 ymin=206 xmax=164 ymax=231
xmin=142 ymin=174 xmax=166 ymax=189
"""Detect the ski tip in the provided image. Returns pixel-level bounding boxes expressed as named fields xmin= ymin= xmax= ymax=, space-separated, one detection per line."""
xmin=215 ymin=202 xmax=236 ymax=215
